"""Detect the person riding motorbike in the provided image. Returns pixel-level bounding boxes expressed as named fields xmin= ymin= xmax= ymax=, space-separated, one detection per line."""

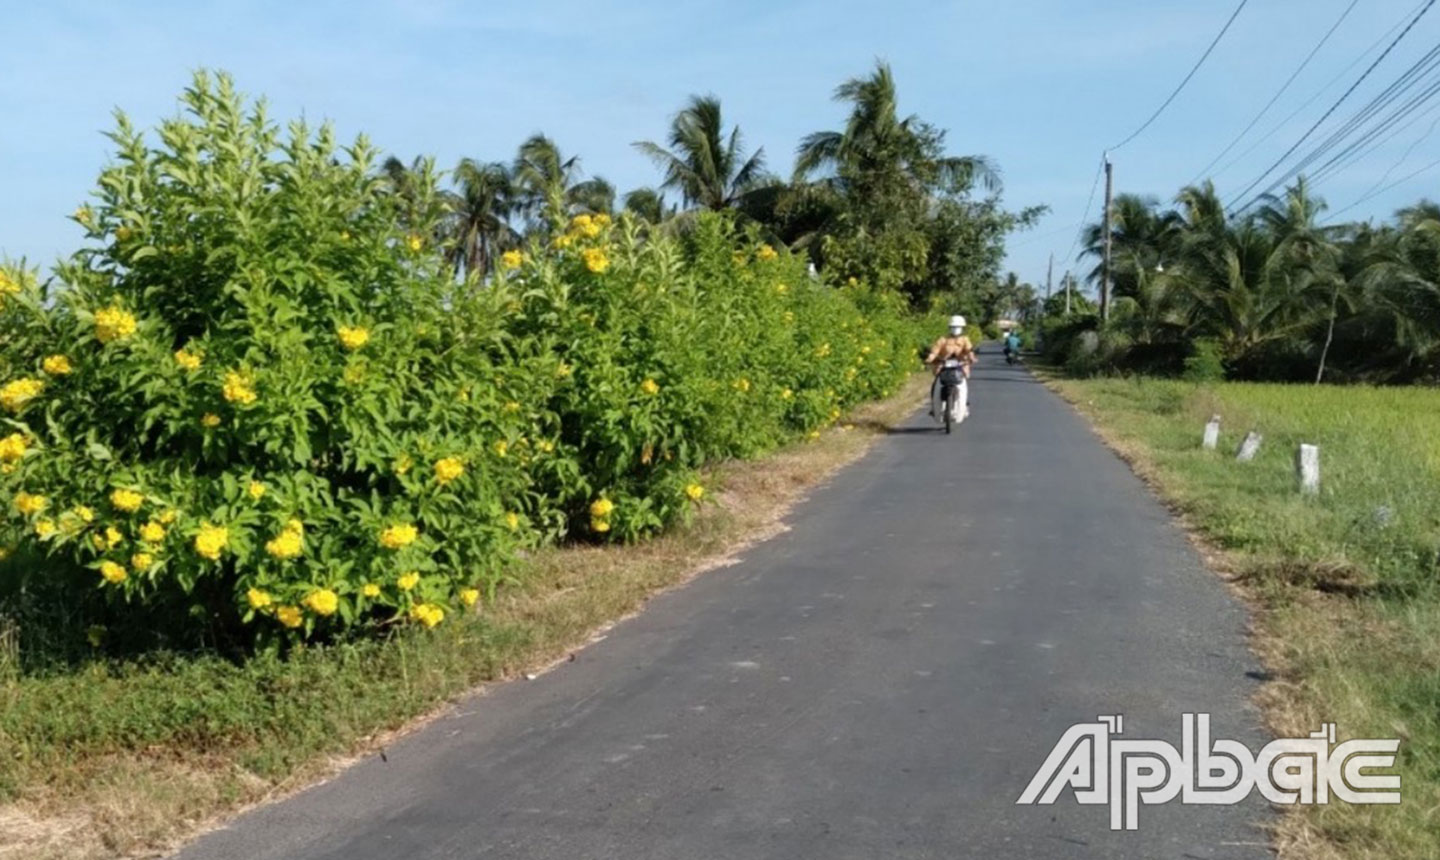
xmin=1003 ymin=330 xmax=1022 ymax=364
xmin=925 ymin=315 xmax=975 ymax=420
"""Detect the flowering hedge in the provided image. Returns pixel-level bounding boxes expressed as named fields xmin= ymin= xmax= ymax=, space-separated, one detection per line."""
xmin=0 ymin=74 xmax=921 ymax=646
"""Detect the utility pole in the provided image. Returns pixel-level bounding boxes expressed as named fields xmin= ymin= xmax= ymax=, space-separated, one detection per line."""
xmin=1045 ymin=253 xmax=1053 ymax=303
xmin=1064 ymin=270 xmax=1072 ymax=315
xmin=1101 ymin=157 xmax=1113 ymax=322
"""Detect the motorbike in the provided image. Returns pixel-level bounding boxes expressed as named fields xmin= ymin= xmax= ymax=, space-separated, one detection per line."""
xmin=931 ymin=359 xmax=968 ymax=435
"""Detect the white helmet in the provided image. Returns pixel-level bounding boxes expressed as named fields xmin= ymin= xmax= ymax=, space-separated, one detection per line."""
xmin=948 ymin=314 xmax=966 ymax=334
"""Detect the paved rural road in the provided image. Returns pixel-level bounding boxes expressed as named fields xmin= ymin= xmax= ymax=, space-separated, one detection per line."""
xmin=178 ymin=349 xmax=1272 ymax=860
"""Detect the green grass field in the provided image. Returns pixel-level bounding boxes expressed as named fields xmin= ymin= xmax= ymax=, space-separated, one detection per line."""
xmin=1048 ymin=376 xmax=1440 ymax=860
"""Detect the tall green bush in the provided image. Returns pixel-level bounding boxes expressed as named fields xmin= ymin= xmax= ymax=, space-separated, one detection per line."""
xmin=0 ymin=73 xmax=921 ymax=651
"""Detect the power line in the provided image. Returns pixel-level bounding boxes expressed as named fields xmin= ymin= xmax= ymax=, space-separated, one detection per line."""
xmin=1212 ymin=5 xmax=1420 ymax=181
xmin=1227 ymin=0 xmax=1438 ymax=214
xmin=1326 ymin=153 xmax=1440 ymax=219
xmin=1307 ymin=70 xmax=1440 ymax=186
xmin=1190 ymin=0 xmax=1359 ymax=185
xmin=1107 ymin=0 xmax=1251 ymax=152
xmin=1353 ymin=104 xmax=1440 ymax=198
xmin=1237 ymin=39 xmax=1440 ymax=209
xmin=1061 ymin=155 xmax=1106 ymax=266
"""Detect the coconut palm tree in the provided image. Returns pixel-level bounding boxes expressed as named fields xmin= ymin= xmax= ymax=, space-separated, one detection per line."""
xmin=794 ymin=61 xmax=1000 ymax=197
xmin=512 ymin=135 xmax=614 ymax=231
xmin=622 ymin=187 xmax=674 ymax=224
xmin=443 ymin=158 xmax=517 ymax=279
xmin=634 ymin=95 xmax=771 ymax=212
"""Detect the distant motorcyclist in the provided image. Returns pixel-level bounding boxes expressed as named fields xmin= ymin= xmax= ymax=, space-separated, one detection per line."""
xmin=1003 ymin=330 xmax=1022 ymax=363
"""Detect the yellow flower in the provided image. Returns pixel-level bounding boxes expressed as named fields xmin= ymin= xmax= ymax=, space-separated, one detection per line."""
xmin=0 ymin=378 xmax=44 ymax=413
xmin=397 ymin=571 xmax=420 ymax=591
xmin=783 ymin=311 xmax=795 ymax=324
xmin=594 ymin=213 xmax=612 ymax=228
xmin=361 ymin=583 xmax=381 ymax=598
xmin=504 ymin=401 xmax=520 ymax=412
xmin=194 ymin=522 xmax=229 ymax=560
xmin=756 ymin=243 xmax=778 ymax=262
xmin=433 ymin=457 xmax=465 ymax=485
xmin=569 ymin=213 xmax=596 ymax=237
xmin=829 ymin=407 xmax=842 ymax=421
xmin=539 ymin=440 xmax=555 ymax=453
xmin=130 ymin=552 xmax=153 ymax=572
xmin=337 ymin=325 xmax=371 ymax=351
xmin=90 ymin=533 xmax=106 ymax=550
xmin=457 ymin=387 xmax=470 ymax=403
xmin=581 ymin=247 xmax=609 ymax=273
xmin=500 ymin=250 xmax=524 ymax=271
xmin=815 ymin=342 xmax=831 ymax=358
xmin=157 ymin=509 xmax=179 ymax=525
xmin=555 ymin=362 xmax=573 ymax=379
xmin=459 ymin=588 xmax=480 ymax=608
xmin=0 ymin=432 xmax=27 ymax=463
xmin=13 ymin=492 xmax=47 ymax=515
xmin=640 ymin=378 xmax=659 ymax=396
xmin=74 ymin=205 xmax=93 ymax=225
xmin=201 ymin=413 xmax=221 ymax=428
xmin=685 ymin=483 xmax=705 ymax=502
xmin=110 ymin=488 xmax=144 ymax=512
xmin=114 ymin=225 xmax=134 ymax=242
xmin=505 ymin=511 xmax=520 ymax=531
xmin=590 ymin=517 xmax=611 ymax=534
xmin=407 ymin=233 xmax=424 ymax=252
xmin=276 ymin=605 xmax=303 ymax=628
xmin=94 ymin=305 xmax=137 ymax=343
xmin=775 ymin=283 xmax=789 ymax=294
xmin=493 ymin=440 xmax=508 ymax=458
xmin=393 ymin=454 xmax=413 ymax=475
xmin=174 ymin=349 xmax=203 ymax=371
xmin=34 ymin=519 xmax=56 ymax=538
xmin=380 ymin=523 xmax=418 ymax=550
xmin=72 ymin=505 xmax=95 ymax=523
xmin=104 ymin=525 xmax=122 ymax=548
xmin=339 ymin=230 xmax=351 ymax=242
xmin=285 ymin=518 xmax=304 ymax=534
xmin=410 ymin=603 xmax=445 ymax=628
xmin=781 ymin=388 xmax=793 ymax=400
xmin=589 ymin=498 xmax=614 ymax=518
xmin=734 ymin=378 xmax=751 ymax=393
xmin=247 ymin=481 xmax=266 ymax=500
xmin=264 ymin=528 xmax=303 ymax=560
xmin=99 ymin=560 xmax=127 ymax=583
xmin=0 ymin=271 xmax=16 ymax=295
xmin=552 ymin=233 xmax=574 ymax=250
xmin=303 ymin=589 xmax=339 ymax=616
xmin=42 ymin=355 xmax=72 ymax=375
xmin=808 ymin=430 xmax=821 ymax=440
xmin=222 ymin=370 xmax=257 ymax=405
xmin=247 ymin=588 xmax=272 ymax=609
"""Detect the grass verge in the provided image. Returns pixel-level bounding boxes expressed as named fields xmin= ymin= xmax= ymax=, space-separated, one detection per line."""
xmin=1039 ymin=371 xmax=1440 ymax=860
xmin=0 ymin=374 xmax=929 ymax=860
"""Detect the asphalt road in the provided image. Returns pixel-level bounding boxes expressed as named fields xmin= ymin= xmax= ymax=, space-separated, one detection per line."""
xmin=177 ymin=349 xmax=1272 ymax=860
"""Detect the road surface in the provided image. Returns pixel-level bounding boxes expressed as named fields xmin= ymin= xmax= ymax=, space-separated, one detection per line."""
xmin=178 ymin=349 xmax=1271 ymax=859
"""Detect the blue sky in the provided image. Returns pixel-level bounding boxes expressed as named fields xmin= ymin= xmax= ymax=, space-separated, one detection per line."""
xmin=4 ymin=0 xmax=1439 ymax=295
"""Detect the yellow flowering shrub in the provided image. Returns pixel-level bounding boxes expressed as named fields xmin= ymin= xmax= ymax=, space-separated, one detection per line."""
xmin=0 ymin=72 xmax=921 ymax=649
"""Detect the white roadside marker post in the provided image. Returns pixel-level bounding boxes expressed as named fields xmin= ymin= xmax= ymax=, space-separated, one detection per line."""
xmin=1296 ymin=444 xmax=1321 ymax=496
xmin=1236 ymin=431 xmax=1262 ymax=462
xmin=1202 ymin=414 xmax=1221 ymax=450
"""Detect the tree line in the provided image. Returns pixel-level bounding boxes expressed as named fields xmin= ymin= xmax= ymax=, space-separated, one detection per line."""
xmin=1039 ymin=177 xmax=1440 ymax=383
xmin=390 ymin=62 xmax=1044 ymax=321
